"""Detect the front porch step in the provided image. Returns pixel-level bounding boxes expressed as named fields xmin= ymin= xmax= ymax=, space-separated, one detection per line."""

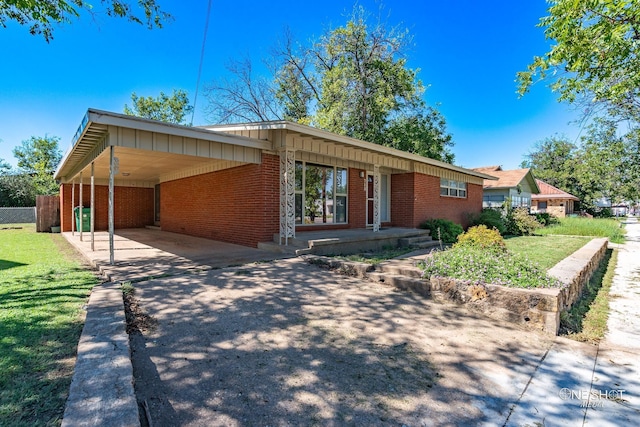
xmin=398 ymin=235 xmax=441 ymax=250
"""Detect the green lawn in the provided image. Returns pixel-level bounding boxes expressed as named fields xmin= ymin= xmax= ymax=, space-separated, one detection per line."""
xmin=505 ymin=235 xmax=593 ymax=270
xmin=0 ymin=224 xmax=99 ymax=426
xmin=537 ymin=216 xmax=626 ymax=243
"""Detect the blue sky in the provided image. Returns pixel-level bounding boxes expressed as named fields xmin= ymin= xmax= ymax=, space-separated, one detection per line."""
xmin=0 ymin=0 xmax=583 ymax=170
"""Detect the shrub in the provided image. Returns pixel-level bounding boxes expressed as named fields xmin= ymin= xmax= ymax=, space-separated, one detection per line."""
xmin=454 ymin=225 xmax=506 ymax=252
xmin=420 ymin=245 xmax=563 ymax=289
xmin=419 ymin=218 xmax=463 ymax=244
xmin=534 ymin=212 xmax=558 ymax=226
xmin=468 ymin=208 xmax=506 ymax=235
xmin=506 ymin=207 xmax=543 ymax=236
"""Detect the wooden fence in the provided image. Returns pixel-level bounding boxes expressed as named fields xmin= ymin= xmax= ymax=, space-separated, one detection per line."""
xmin=36 ymin=195 xmax=60 ymax=232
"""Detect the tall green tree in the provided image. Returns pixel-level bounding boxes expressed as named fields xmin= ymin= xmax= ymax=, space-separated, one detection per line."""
xmin=124 ymin=89 xmax=194 ymax=125
xmin=573 ymin=119 xmax=639 ymax=208
xmin=2 ymin=136 xmax=62 ymax=201
xmin=517 ymin=0 xmax=640 ymax=122
xmin=0 ymin=0 xmax=170 ymax=42
xmin=521 ymin=135 xmax=579 ymax=193
xmin=205 ymin=6 xmax=455 ymax=163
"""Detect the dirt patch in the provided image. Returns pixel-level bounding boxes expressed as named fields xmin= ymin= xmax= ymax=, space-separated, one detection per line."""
xmin=127 ymin=258 xmax=553 ymax=426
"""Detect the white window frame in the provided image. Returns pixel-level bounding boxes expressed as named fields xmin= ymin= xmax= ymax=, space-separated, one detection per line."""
xmin=295 ymin=161 xmax=348 ymax=226
xmin=440 ymin=178 xmax=467 ymax=198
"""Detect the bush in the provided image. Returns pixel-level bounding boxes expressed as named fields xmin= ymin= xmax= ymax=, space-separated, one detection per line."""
xmin=506 ymin=207 xmax=543 ymax=236
xmin=468 ymin=208 xmax=506 ymax=235
xmin=454 ymin=225 xmax=506 ymax=252
xmin=419 ymin=218 xmax=463 ymax=244
xmin=534 ymin=212 xmax=558 ymax=226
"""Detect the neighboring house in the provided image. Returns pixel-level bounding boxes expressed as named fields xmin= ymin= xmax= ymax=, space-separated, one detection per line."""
xmin=471 ymin=166 xmax=540 ymax=209
xmin=531 ymin=179 xmax=579 ymax=218
xmin=54 ymin=109 xmax=495 ymax=248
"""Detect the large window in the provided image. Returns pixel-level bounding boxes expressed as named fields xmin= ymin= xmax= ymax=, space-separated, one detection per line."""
xmin=440 ymin=178 xmax=467 ymax=198
xmin=295 ymin=161 xmax=347 ymax=225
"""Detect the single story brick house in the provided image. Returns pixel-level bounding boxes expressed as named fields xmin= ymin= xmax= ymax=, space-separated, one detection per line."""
xmin=472 ymin=165 xmax=540 ymax=209
xmin=531 ymin=179 xmax=579 ymax=217
xmin=54 ymin=109 xmax=495 ymax=250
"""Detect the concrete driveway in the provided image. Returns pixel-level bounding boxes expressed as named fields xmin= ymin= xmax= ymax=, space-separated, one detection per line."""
xmin=62 ymin=226 xmax=640 ymax=426
xmin=127 ymin=257 xmax=554 ymax=426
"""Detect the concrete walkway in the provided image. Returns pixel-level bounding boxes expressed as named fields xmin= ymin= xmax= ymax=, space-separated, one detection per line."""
xmin=505 ymin=217 xmax=640 ymax=426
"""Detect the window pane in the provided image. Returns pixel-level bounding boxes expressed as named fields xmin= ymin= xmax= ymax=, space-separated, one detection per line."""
xmin=336 ymin=168 xmax=347 ymax=194
xmin=451 ymin=188 xmax=458 ymax=197
xmin=305 ymin=164 xmax=323 ymax=223
xmin=295 ymin=193 xmax=303 ymax=224
xmin=335 ymin=196 xmax=347 ymax=223
xmin=295 ymin=161 xmax=303 ymax=191
xmin=440 ymin=178 xmax=448 ymax=187
xmin=380 ymin=174 xmax=389 ymax=222
xmin=440 ymin=187 xmax=448 ymax=196
xmin=459 ymin=190 xmax=466 ymax=198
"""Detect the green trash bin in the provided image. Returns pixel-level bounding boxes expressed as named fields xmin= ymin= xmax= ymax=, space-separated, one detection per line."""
xmin=74 ymin=207 xmax=91 ymax=232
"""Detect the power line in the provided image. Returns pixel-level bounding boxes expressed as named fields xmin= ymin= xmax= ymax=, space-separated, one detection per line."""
xmin=191 ymin=0 xmax=213 ymax=125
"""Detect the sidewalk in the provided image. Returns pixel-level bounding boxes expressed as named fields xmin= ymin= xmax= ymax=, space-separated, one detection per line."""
xmin=505 ymin=217 xmax=640 ymax=426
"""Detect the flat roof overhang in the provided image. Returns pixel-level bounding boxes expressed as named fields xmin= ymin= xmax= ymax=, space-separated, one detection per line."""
xmin=204 ymin=121 xmax=498 ymax=182
xmin=55 ymin=109 xmax=272 ymax=185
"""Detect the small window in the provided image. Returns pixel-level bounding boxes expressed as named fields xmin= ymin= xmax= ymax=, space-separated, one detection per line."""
xmin=440 ymin=178 xmax=467 ymax=198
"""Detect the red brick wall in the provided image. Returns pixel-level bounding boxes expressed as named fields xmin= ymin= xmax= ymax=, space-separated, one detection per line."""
xmin=348 ymin=168 xmax=367 ymax=229
xmin=160 ymin=154 xmax=280 ymax=247
xmin=391 ymin=173 xmax=482 ymax=229
xmin=59 ymin=184 xmax=154 ymax=232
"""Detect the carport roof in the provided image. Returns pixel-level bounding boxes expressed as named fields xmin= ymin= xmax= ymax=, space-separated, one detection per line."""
xmin=54 ymin=109 xmax=271 ymax=183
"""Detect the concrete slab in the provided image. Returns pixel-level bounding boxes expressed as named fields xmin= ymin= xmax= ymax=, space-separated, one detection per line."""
xmin=63 ymin=228 xmax=290 ymax=282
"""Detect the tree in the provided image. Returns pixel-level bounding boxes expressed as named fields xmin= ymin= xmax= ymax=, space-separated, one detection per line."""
xmin=521 ymin=135 xmax=579 ymax=193
xmin=517 ymin=1 xmax=640 ymax=123
xmin=0 ymin=174 xmax=37 ymax=207
xmin=573 ymin=119 xmax=639 ymax=209
xmin=205 ymin=58 xmax=281 ymax=123
xmin=12 ymin=135 xmax=62 ymax=196
xmin=124 ymin=89 xmax=194 ymax=125
xmin=0 ymin=0 xmax=170 ymax=42
xmin=205 ymin=6 xmax=455 ymax=163
xmin=524 ymin=122 xmax=640 ymax=211
xmin=386 ymin=109 xmax=455 ymax=163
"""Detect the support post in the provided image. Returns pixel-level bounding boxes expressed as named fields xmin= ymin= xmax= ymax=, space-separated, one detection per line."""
xmin=109 ymin=146 xmax=115 ymax=265
xmin=373 ymin=165 xmax=381 ymax=232
xmin=90 ymin=162 xmax=95 ymax=251
xmin=79 ymin=173 xmax=83 ymax=241
xmin=279 ymin=149 xmax=296 ymax=245
xmin=71 ymin=179 xmax=75 ymax=236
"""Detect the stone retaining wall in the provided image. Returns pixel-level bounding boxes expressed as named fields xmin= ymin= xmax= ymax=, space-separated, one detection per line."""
xmin=430 ymin=237 xmax=609 ymax=335
xmin=306 ymin=237 xmax=610 ymax=336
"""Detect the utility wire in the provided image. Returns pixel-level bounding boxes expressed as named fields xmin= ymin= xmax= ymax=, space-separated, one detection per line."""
xmin=191 ymin=0 xmax=213 ymax=125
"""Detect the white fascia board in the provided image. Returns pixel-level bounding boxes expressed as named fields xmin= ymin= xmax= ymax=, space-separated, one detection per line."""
xmin=205 ymin=120 xmax=497 ymax=180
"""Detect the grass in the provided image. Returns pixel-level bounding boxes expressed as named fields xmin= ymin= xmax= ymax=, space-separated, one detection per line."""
xmin=537 ymin=216 xmax=626 ymax=244
xmin=0 ymin=224 xmax=99 ymax=426
xmin=505 ymin=235 xmax=592 ymax=270
xmin=336 ymin=246 xmax=416 ymax=265
xmin=560 ymin=248 xmax=617 ymax=342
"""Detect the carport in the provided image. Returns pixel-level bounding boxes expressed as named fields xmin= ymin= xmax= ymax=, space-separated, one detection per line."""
xmin=54 ymin=108 xmax=270 ymax=264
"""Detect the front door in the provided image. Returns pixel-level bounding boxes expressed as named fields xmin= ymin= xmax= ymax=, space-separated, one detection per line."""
xmin=366 ymin=173 xmax=374 ymax=227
